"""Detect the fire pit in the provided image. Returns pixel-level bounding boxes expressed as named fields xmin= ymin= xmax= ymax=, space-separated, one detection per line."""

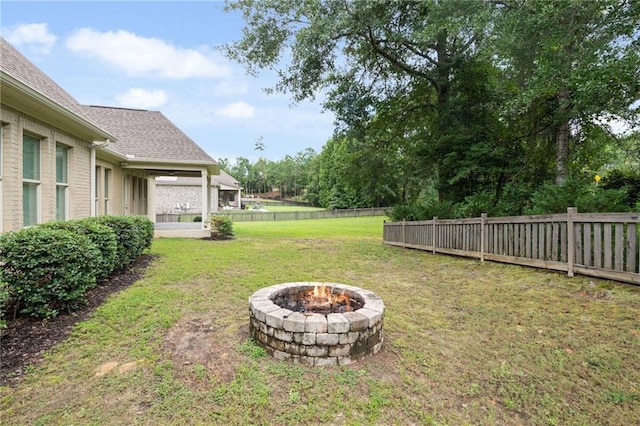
xmin=248 ymin=282 xmax=384 ymax=366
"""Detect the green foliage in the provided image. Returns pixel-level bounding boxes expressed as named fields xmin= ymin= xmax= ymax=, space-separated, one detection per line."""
xmin=88 ymin=215 xmax=153 ymax=270
xmin=527 ymin=178 xmax=630 ymax=214
xmin=40 ymin=218 xmax=118 ymax=279
xmin=225 ymin=0 xmax=639 ymax=215
xmin=238 ymin=339 xmax=267 ymax=359
xmin=131 ymin=215 xmax=155 ymax=253
xmin=0 ymin=227 xmax=101 ymax=318
xmin=0 ymin=279 xmax=9 ymax=328
xmin=221 ymin=148 xmax=318 ymax=199
xmin=601 ymin=168 xmax=640 ymax=208
xmin=211 ymin=215 xmax=235 ymax=238
xmin=193 ymin=216 xmax=202 ymax=223
xmin=388 ymin=199 xmax=455 ymax=221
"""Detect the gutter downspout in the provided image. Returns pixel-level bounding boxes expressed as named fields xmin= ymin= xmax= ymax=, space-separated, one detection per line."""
xmin=90 ymin=140 xmax=111 ymax=216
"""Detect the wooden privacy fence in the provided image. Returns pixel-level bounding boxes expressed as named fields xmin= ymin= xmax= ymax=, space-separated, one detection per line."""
xmin=383 ymin=208 xmax=640 ymax=285
xmin=217 ymin=207 xmax=388 ymax=222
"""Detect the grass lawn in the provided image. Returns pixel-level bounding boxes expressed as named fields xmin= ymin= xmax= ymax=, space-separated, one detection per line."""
xmin=1 ymin=216 xmax=639 ymax=425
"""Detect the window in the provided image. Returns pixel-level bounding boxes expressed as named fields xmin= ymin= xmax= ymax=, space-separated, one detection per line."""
xmin=23 ymin=134 xmax=41 ymax=226
xmin=56 ymin=145 xmax=69 ymax=221
xmin=104 ymin=168 xmax=111 ymax=214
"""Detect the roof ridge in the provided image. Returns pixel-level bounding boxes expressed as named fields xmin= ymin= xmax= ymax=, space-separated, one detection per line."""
xmin=86 ymin=105 xmax=150 ymax=112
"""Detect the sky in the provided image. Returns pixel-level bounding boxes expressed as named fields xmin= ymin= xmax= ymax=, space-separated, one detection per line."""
xmin=1 ymin=0 xmax=336 ymax=162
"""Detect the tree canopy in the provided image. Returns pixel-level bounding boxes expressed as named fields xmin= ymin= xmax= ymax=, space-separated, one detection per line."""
xmin=224 ymin=0 xmax=640 ymax=216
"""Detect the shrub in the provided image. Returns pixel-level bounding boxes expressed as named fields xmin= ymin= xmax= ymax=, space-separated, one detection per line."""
xmin=0 ymin=279 xmax=9 ymax=328
xmin=130 ymin=215 xmax=154 ymax=254
xmin=601 ymin=168 xmax=640 ymax=208
xmin=193 ymin=216 xmax=202 ymax=222
xmin=88 ymin=216 xmax=145 ymax=270
xmin=40 ymin=219 xmax=118 ymax=279
xmin=0 ymin=227 xmax=101 ymax=318
xmin=211 ymin=215 xmax=234 ymax=238
xmin=388 ymin=200 xmax=455 ymax=221
xmin=526 ymin=179 xmax=629 ymax=214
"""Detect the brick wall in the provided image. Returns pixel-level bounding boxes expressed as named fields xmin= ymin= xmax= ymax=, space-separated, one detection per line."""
xmin=1 ymin=105 xmax=95 ymax=231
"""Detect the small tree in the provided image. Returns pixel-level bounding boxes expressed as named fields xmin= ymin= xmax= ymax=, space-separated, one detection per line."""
xmin=210 ymin=215 xmax=234 ymax=239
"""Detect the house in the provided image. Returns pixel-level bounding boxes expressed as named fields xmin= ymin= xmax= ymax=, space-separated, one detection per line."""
xmin=156 ymin=171 xmax=242 ymax=215
xmin=0 ymin=37 xmax=218 ymax=233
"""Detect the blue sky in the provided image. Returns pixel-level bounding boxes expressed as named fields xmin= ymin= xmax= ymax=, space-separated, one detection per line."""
xmin=1 ymin=0 xmax=335 ymax=162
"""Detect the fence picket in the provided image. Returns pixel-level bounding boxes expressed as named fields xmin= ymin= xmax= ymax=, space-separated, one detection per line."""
xmin=594 ymin=223 xmax=602 ymax=268
xmin=552 ymin=223 xmax=559 ymax=261
xmin=626 ymin=224 xmax=636 ymax=273
xmin=583 ymin=223 xmax=592 ymax=267
xmin=383 ymin=208 xmax=639 ymax=285
xmin=604 ymin=223 xmax=613 ymax=269
xmin=575 ymin=224 xmax=583 ymax=265
xmin=615 ymin=224 xmax=624 ymax=271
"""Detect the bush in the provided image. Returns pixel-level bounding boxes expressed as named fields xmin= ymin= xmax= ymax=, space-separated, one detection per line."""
xmin=211 ymin=215 xmax=234 ymax=239
xmin=131 ymin=215 xmax=154 ymax=254
xmin=0 ymin=227 xmax=101 ymax=318
xmin=601 ymin=168 xmax=640 ymax=208
xmin=193 ymin=216 xmax=202 ymax=222
xmin=526 ymin=179 xmax=629 ymax=214
xmin=89 ymin=215 xmax=153 ymax=270
xmin=0 ymin=279 xmax=9 ymax=328
xmin=388 ymin=200 xmax=455 ymax=221
xmin=40 ymin=219 xmax=118 ymax=279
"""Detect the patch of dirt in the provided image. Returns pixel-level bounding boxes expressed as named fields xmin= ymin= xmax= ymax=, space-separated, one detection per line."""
xmin=164 ymin=318 xmax=248 ymax=386
xmin=0 ymin=254 xmax=157 ymax=387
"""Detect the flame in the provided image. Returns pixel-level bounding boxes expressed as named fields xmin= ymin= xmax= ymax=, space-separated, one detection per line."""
xmin=306 ymin=284 xmax=351 ymax=311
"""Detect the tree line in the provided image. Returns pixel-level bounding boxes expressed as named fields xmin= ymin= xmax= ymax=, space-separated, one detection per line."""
xmin=221 ymin=0 xmax=640 ymax=217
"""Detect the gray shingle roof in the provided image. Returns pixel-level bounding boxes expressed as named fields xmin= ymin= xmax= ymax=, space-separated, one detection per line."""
xmin=214 ymin=170 xmax=241 ymax=187
xmin=81 ymin=105 xmax=216 ymax=163
xmin=1 ymin=37 xmax=216 ymax=166
xmin=0 ymin=37 xmax=97 ymax=124
xmin=157 ymin=170 xmax=240 ymax=189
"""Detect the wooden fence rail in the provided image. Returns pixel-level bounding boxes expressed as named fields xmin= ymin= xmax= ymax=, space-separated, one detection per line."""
xmin=216 ymin=207 xmax=388 ymax=222
xmin=383 ymin=208 xmax=640 ymax=285
xmin=157 ymin=207 xmax=387 ymax=223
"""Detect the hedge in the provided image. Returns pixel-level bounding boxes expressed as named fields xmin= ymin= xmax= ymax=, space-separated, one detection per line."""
xmin=87 ymin=215 xmax=154 ymax=270
xmin=0 ymin=215 xmax=155 ymax=320
xmin=40 ymin=218 xmax=118 ymax=279
xmin=0 ymin=227 xmax=101 ymax=318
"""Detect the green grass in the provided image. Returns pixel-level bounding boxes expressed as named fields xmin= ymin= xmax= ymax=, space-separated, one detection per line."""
xmin=2 ymin=216 xmax=639 ymax=425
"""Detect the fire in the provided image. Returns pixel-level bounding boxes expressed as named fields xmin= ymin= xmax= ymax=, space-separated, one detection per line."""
xmin=306 ymin=284 xmax=351 ymax=312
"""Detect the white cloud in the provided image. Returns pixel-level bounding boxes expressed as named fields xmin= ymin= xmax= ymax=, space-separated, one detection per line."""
xmin=115 ymin=88 xmax=168 ymax=109
xmin=66 ymin=28 xmax=230 ymax=79
xmin=211 ymin=80 xmax=249 ymax=97
xmin=215 ymin=101 xmax=255 ymax=119
xmin=2 ymin=23 xmax=57 ymax=54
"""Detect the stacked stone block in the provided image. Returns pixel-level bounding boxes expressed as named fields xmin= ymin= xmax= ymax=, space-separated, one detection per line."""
xmin=248 ymin=282 xmax=384 ymax=366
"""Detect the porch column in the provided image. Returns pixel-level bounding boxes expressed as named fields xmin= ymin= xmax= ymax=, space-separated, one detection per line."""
xmin=90 ymin=148 xmax=96 ymax=216
xmin=201 ymin=169 xmax=209 ymax=229
xmin=146 ymin=177 xmax=156 ymax=223
xmin=212 ymin=184 xmax=220 ymax=213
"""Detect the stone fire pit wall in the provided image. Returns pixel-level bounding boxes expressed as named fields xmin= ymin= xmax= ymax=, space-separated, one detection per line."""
xmin=248 ymin=282 xmax=384 ymax=366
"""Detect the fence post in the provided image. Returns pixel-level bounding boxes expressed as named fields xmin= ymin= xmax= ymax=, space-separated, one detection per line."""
xmin=432 ymin=217 xmax=437 ymax=254
xmin=402 ymin=220 xmax=406 ymax=248
xmin=567 ymin=207 xmax=576 ymax=277
xmin=481 ymin=213 xmax=487 ymax=262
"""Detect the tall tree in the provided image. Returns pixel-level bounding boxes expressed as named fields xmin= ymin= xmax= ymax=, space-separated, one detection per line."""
xmin=495 ymin=0 xmax=640 ymax=185
xmin=224 ymin=0 xmax=496 ymax=201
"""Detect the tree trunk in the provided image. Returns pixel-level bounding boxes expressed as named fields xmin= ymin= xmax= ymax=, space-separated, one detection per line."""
xmin=555 ymin=88 xmax=571 ymax=186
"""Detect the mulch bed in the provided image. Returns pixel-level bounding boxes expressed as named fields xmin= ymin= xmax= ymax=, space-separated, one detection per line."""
xmin=0 ymin=254 xmax=157 ymax=387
